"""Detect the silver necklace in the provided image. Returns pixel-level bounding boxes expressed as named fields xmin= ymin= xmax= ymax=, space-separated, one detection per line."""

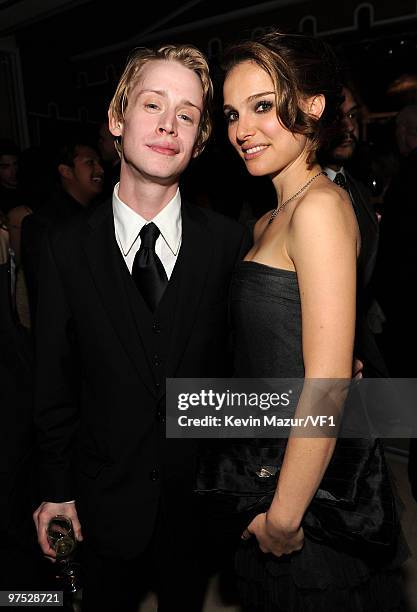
xmin=268 ymin=170 xmax=325 ymax=224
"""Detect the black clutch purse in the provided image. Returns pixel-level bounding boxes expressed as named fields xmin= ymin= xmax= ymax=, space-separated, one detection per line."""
xmin=196 ymin=437 xmax=399 ymax=556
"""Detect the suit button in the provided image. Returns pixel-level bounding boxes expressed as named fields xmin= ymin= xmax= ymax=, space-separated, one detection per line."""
xmin=153 ymin=354 xmax=161 ymax=367
xmin=149 ymin=469 xmax=159 ymax=481
xmin=154 ymin=381 xmax=161 ymax=389
xmin=152 ymin=322 xmax=161 ymax=333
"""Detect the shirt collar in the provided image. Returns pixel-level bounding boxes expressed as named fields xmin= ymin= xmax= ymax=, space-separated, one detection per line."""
xmin=323 ymin=166 xmax=346 ymax=182
xmin=112 ymin=183 xmax=182 ymax=256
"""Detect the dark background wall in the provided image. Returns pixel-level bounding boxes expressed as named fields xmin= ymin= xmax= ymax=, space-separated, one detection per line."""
xmin=1 ymin=0 xmax=417 ymax=149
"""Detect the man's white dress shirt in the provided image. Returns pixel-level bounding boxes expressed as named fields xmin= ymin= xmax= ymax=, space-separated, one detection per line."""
xmin=112 ymin=183 xmax=182 ymax=278
xmin=323 ymin=166 xmax=346 ymax=183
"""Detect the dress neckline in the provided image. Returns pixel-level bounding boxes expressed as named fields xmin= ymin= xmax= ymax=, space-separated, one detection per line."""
xmin=240 ymin=260 xmax=297 ymax=276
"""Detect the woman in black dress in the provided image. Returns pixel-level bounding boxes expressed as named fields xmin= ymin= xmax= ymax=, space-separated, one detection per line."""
xmin=203 ymin=31 xmax=407 ymax=611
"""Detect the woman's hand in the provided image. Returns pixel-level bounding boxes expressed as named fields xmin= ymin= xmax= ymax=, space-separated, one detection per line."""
xmin=241 ymin=511 xmax=304 ymax=557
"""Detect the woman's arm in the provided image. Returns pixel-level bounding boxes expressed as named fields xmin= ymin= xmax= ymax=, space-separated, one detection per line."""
xmin=0 ymin=227 xmax=9 ymax=265
xmin=270 ymin=189 xmax=357 ymax=522
xmin=7 ymin=205 xmax=32 ymax=265
xmin=245 ymin=188 xmax=359 ymax=554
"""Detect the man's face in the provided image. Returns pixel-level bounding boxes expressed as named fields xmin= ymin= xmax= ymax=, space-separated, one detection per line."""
xmin=0 ymin=154 xmax=18 ymax=189
xmin=110 ymin=60 xmax=203 ymax=185
xmin=331 ymin=87 xmax=360 ymax=164
xmin=66 ymin=145 xmax=104 ymax=201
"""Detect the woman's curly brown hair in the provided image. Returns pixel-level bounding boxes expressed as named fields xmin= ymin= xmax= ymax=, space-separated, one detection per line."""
xmin=223 ymin=31 xmax=343 ymax=164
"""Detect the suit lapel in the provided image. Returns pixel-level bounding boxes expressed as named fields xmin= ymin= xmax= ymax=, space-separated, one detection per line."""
xmin=165 ymin=202 xmax=213 ymax=378
xmin=83 ymin=201 xmax=157 ymax=397
xmin=346 ymin=173 xmax=379 ymax=286
xmin=346 ymin=173 xmax=378 ymax=230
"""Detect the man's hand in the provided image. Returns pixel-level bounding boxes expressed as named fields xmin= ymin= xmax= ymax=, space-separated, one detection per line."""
xmin=241 ymin=511 xmax=304 ymax=557
xmin=33 ymin=502 xmax=83 ymax=560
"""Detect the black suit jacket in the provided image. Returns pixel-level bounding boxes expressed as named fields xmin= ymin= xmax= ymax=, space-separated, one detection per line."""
xmin=375 ymin=148 xmax=417 ymax=376
xmin=21 ymin=189 xmax=87 ymax=324
xmin=34 ymin=198 xmax=250 ymax=558
xmin=0 ymin=262 xmax=34 ymax=543
xmin=346 ymin=172 xmax=378 ymax=292
xmin=345 ymin=171 xmax=388 ymax=377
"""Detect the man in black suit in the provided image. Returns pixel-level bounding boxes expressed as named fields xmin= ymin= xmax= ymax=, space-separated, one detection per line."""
xmin=376 ymin=105 xmax=417 ymax=500
xmin=32 ymin=44 xmax=249 ymax=611
xmin=21 ymin=140 xmax=104 ymax=323
xmin=0 ymin=231 xmax=50 ymax=591
xmin=319 ymin=84 xmax=387 ymax=378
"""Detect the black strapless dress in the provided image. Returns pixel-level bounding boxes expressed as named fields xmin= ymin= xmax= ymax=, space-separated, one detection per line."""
xmin=219 ymin=261 xmax=407 ymax=612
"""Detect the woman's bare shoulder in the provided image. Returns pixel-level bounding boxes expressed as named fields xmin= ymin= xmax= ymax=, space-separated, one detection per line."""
xmin=7 ymin=205 xmax=32 ymax=227
xmin=291 ymin=183 xmax=357 ymax=232
xmin=0 ymin=227 xmax=9 ymax=264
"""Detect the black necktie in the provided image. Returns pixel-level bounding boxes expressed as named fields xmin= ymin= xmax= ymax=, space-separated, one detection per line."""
xmin=132 ymin=222 xmax=168 ymax=312
xmin=334 ymin=172 xmax=348 ymax=191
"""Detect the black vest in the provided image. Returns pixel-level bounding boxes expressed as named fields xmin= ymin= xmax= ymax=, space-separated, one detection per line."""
xmin=118 ymin=248 xmax=181 ymax=398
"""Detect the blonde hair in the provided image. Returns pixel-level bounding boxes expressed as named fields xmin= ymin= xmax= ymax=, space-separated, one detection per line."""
xmin=109 ymin=44 xmax=213 ymax=157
